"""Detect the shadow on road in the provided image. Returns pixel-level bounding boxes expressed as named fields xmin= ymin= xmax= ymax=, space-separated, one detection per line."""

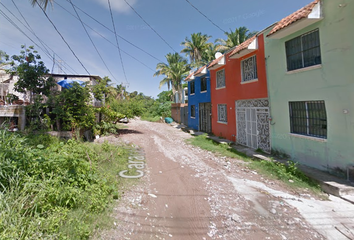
xmin=118 ymin=129 xmax=143 ymax=135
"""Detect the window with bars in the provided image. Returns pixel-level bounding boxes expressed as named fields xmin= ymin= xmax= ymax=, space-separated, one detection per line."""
xmin=241 ymin=55 xmax=258 ymax=82
xmin=201 ymin=77 xmax=207 ymax=92
xmin=289 ymin=101 xmax=327 ymax=139
xmin=190 ymin=81 xmax=195 ymax=94
xmin=191 ymin=105 xmax=196 ymax=118
xmin=285 ymin=29 xmax=321 ymax=71
xmin=216 ymin=69 xmax=225 ymax=88
xmin=217 ymin=104 xmax=227 ymax=123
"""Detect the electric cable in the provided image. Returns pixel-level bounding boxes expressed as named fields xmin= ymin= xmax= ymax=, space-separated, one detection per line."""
xmin=108 ymin=0 xmax=128 ymax=83
xmin=59 ymin=0 xmax=162 ymax=62
xmin=184 ymin=0 xmax=226 ymax=33
xmin=36 ymin=1 xmax=90 ymax=75
xmin=68 ymin=0 xmax=118 ymax=81
xmin=123 ymin=0 xmax=177 ymax=53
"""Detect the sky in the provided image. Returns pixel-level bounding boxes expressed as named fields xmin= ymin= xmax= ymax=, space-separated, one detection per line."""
xmin=0 ymin=0 xmax=313 ymax=98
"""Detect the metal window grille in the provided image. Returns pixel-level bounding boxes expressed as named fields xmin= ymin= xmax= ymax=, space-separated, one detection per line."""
xmin=191 ymin=105 xmax=195 ymax=117
xmin=190 ymin=81 xmax=195 ymax=94
xmin=289 ymin=101 xmax=327 ymax=138
xmin=217 ymin=104 xmax=227 ymax=123
xmin=241 ymin=55 xmax=258 ymax=82
xmin=216 ymin=69 xmax=225 ymax=88
xmin=201 ymin=77 xmax=207 ymax=92
xmin=285 ymin=29 xmax=321 ymax=71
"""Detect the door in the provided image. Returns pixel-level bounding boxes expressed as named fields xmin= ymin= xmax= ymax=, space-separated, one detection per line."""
xmin=199 ymin=102 xmax=212 ymax=133
xmin=236 ymin=99 xmax=270 ymax=153
xmin=246 ymin=108 xmax=257 ymax=149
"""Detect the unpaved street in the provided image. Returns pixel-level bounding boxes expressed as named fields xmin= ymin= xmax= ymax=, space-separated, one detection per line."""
xmin=96 ymin=119 xmax=354 ymax=240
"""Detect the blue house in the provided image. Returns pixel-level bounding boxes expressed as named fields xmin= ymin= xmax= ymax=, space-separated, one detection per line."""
xmin=185 ymin=65 xmax=212 ymax=132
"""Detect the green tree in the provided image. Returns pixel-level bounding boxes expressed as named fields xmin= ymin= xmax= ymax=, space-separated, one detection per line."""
xmin=52 ymin=83 xmax=95 ymax=134
xmin=181 ymin=32 xmax=212 ymax=67
xmin=6 ymin=45 xmax=55 ymax=103
xmin=157 ymin=90 xmax=173 ymax=102
xmin=202 ymin=44 xmax=218 ymax=64
xmin=91 ymin=76 xmax=111 ymax=101
xmin=0 ymin=50 xmax=9 ymax=70
xmin=154 ymin=53 xmax=190 ymax=102
xmin=215 ymin=26 xmax=257 ymax=53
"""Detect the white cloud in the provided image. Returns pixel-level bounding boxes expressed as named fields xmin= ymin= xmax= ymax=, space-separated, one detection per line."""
xmin=94 ymin=0 xmax=137 ymax=13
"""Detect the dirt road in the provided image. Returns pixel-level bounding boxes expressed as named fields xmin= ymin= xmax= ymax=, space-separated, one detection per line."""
xmin=95 ymin=119 xmax=354 ymax=240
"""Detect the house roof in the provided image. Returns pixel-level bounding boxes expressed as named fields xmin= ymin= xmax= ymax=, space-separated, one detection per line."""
xmin=267 ymin=0 xmax=320 ymax=37
xmin=184 ymin=72 xmax=194 ymax=81
xmin=207 ymin=54 xmax=224 ymax=69
xmin=194 ymin=65 xmax=207 ymax=75
xmin=228 ymin=35 xmax=257 ymax=57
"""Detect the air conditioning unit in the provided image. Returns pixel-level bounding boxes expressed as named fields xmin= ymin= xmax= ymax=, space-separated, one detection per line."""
xmin=347 ymin=166 xmax=354 ymax=182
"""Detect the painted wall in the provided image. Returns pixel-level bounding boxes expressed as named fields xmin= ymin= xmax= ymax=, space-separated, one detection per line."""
xmin=188 ymin=71 xmax=211 ymax=130
xmin=265 ymin=0 xmax=354 ymax=174
xmin=209 ymin=34 xmax=268 ymax=141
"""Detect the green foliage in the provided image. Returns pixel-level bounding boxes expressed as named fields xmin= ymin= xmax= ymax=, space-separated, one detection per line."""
xmin=5 ymin=93 xmax=19 ymax=103
xmin=187 ymin=134 xmax=249 ymax=160
xmin=154 ymin=53 xmax=190 ymax=101
xmin=96 ymin=106 xmax=124 ymax=123
xmin=91 ymin=76 xmax=111 ymax=101
xmin=0 ymin=129 xmax=135 ymax=239
xmin=25 ymin=95 xmax=51 ymax=131
xmin=6 ymin=45 xmax=56 ymax=103
xmin=93 ymin=122 xmax=125 ymax=136
xmin=157 ymin=90 xmax=172 ymax=102
xmin=52 ymin=83 xmax=95 ymax=132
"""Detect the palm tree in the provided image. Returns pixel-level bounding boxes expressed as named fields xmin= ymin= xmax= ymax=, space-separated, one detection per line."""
xmin=181 ymin=33 xmax=212 ymax=67
xmin=30 ymin=0 xmax=52 ymax=9
xmin=202 ymin=44 xmax=218 ymax=64
xmin=154 ymin=53 xmax=190 ymax=103
xmin=215 ymin=26 xmax=257 ymax=53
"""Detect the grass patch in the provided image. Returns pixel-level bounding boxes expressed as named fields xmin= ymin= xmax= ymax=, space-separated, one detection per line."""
xmin=249 ymin=160 xmax=323 ymax=196
xmin=0 ymin=130 xmax=139 ymax=239
xmin=140 ymin=115 xmax=161 ymax=122
xmin=186 ymin=133 xmax=323 ymax=196
xmin=187 ymin=134 xmax=249 ymax=161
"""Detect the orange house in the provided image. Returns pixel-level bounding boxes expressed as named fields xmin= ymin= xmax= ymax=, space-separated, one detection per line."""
xmin=208 ymin=28 xmax=273 ymax=153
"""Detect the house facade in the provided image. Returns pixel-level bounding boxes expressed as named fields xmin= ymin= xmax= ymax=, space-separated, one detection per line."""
xmin=265 ymin=0 xmax=354 ymax=174
xmin=186 ymin=66 xmax=212 ymax=132
xmin=208 ymin=32 xmax=271 ymax=152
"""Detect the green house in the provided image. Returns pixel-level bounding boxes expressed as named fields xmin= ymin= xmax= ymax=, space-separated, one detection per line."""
xmin=265 ymin=0 xmax=354 ymax=177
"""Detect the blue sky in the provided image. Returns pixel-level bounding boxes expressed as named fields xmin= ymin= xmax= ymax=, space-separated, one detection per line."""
xmin=0 ymin=0 xmax=313 ymax=98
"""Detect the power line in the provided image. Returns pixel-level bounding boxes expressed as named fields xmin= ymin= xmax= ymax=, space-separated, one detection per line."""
xmin=8 ymin=0 xmax=78 ymax=74
xmin=10 ymin=0 xmax=50 ymax=58
xmin=54 ymin=1 xmax=155 ymax=72
xmin=68 ymin=0 xmax=118 ymax=81
xmin=108 ymin=0 xmax=128 ymax=83
xmin=0 ymin=6 xmax=74 ymax=75
xmin=36 ymin=1 xmax=90 ymax=75
xmin=123 ymin=0 xmax=177 ymax=53
xmin=59 ymin=0 xmax=163 ymax=63
xmin=184 ymin=0 xmax=226 ymax=33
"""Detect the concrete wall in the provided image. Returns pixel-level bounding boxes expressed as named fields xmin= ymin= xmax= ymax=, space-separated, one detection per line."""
xmin=187 ymin=71 xmax=211 ymax=131
xmin=0 ymin=105 xmax=26 ymax=130
xmin=171 ymin=103 xmax=188 ymax=123
xmin=265 ymin=0 xmax=354 ymax=174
